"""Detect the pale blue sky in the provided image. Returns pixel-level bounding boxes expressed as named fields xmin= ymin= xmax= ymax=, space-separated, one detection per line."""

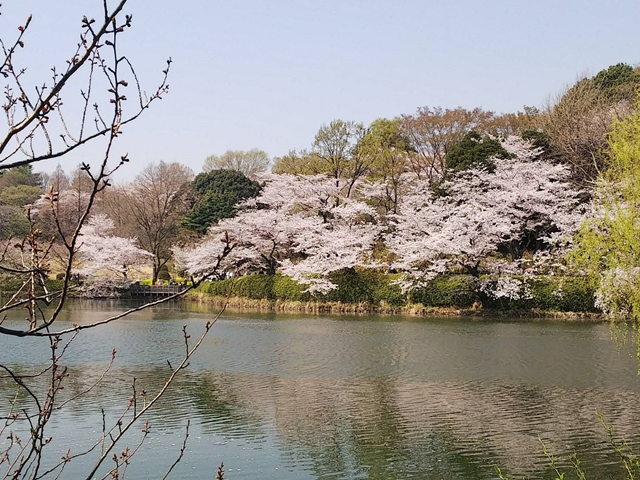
xmin=2 ymin=0 xmax=640 ymax=178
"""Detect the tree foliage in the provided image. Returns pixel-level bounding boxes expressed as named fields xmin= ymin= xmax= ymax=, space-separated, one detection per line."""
xmin=192 ymin=168 xmax=261 ymax=197
xmin=182 ymin=169 xmax=261 ymax=233
xmin=445 ymin=131 xmax=513 ymax=173
xmin=0 ymin=166 xmax=43 ymax=238
xmin=358 ymin=118 xmax=414 ymax=213
xmin=272 ymin=120 xmax=368 ymax=198
xmin=542 ymin=63 xmax=640 ymax=184
xmin=272 ymin=149 xmax=321 ymax=175
xmin=0 ymin=165 xmax=41 ymax=189
xmin=593 ymin=63 xmax=640 ymax=101
xmin=203 ymin=148 xmax=270 ymax=177
xmin=571 ymin=101 xmax=640 ymax=318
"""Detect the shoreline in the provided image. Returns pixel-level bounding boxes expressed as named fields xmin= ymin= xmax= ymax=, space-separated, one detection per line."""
xmin=185 ymin=292 xmax=606 ymax=321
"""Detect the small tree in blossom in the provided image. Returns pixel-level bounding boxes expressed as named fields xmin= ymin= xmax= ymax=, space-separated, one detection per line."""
xmin=75 ymin=214 xmax=152 ymax=279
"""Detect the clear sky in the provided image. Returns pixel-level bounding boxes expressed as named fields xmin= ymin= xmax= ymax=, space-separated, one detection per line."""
xmin=2 ymin=0 xmax=640 ymax=179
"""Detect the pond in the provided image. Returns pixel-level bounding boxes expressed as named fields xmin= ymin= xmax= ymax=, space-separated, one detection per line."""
xmin=1 ymin=300 xmax=639 ymax=479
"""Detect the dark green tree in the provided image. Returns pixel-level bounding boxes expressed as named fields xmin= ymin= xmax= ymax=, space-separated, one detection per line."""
xmin=593 ymin=63 xmax=640 ymax=101
xmin=0 ymin=166 xmax=44 ymax=238
xmin=0 ymin=165 xmax=41 ymax=189
xmin=183 ymin=169 xmax=261 ymax=233
xmin=521 ymin=129 xmax=550 ymax=150
xmin=445 ymin=131 xmax=512 ymax=173
xmin=0 ymin=184 xmax=43 ymax=207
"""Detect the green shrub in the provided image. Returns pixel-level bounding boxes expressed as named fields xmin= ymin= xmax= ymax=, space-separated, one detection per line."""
xmin=409 ymin=275 xmax=478 ymax=307
xmin=357 ymin=270 xmax=406 ymax=307
xmin=272 ymin=275 xmax=311 ymax=301
xmin=0 ymin=278 xmax=65 ymax=296
xmin=479 ymin=275 xmax=597 ymax=312
xmin=445 ymin=131 xmax=513 ymax=173
xmin=45 ymin=279 xmax=64 ymax=292
xmin=195 ymin=272 xmax=597 ymax=313
xmin=232 ymin=274 xmax=275 ymax=300
xmin=529 ymin=276 xmax=596 ymax=312
xmin=323 ymin=269 xmax=374 ymax=303
xmin=198 ymin=274 xmax=276 ymax=300
xmin=197 ymin=270 xmax=407 ymax=306
xmin=197 ymin=278 xmax=233 ymax=297
xmin=157 ymin=265 xmax=171 ymax=281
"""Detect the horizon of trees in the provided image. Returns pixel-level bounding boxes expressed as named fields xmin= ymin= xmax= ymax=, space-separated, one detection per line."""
xmin=3 ymin=62 xmax=640 ymax=306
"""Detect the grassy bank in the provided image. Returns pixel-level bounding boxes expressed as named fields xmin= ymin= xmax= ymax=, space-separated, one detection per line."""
xmin=188 ymin=271 xmax=602 ymax=319
xmin=186 ymin=292 xmax=602 ymax=320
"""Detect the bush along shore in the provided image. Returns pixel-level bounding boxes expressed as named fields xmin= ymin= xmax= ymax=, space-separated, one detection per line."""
xmin=0 ymin=271 xmax=600 ymax=319
xmin=188 ymin=270 xmax=602 ymax=320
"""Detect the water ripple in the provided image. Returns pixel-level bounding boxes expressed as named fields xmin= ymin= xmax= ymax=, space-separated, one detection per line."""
xmin=2 ymin=305 xmax=640 ymax=479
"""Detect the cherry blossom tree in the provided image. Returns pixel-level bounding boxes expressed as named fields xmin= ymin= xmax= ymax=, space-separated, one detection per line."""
xmin=173 ymin=229 xmax=247 ymax=279
xmin=278 ymin=199 xmax=381 ymax=293
xmin=173 ymin=174 xmax=328 ymax=279
xmin=180 ymin=137 xmax=588 ymax=300
xmin=176 ymin=173 xmax=382 ymax=293
xmin=75 ymin=214 xmax=152 ymax=279
xmin=385 ymin=136 xmax=588 ymax=291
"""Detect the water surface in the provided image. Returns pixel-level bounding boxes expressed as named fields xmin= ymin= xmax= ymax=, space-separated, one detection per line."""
xmin=1 ymin=300 xmax=639 ymax=479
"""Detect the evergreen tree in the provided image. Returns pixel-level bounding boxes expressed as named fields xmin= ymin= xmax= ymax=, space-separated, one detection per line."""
xmin=183 ymin=169 xmax=261 ymax=233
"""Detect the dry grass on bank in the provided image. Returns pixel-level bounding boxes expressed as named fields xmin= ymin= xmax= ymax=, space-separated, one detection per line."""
xmin=185 ymin=292 xmax=605 ymax=321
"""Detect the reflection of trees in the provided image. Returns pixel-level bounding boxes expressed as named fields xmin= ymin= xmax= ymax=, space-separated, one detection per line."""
xmin=341 ymin=377 xmax=411 ymax=480
xmin=0 ymin=364 xmax=187 ymax=425
xmin=6 ymin=362 xmax=634 ymax=479
xmin=4 ymin=304 xmax=640 ymax=479
xmin=180 ymin=369 xmax=640 ymax=479
xmin=188 ymin=373 xmax=265 ymax=438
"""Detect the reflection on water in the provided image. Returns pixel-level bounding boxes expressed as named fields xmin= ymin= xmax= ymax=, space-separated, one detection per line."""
xmin=1 ymin=301 xmax=639 ymax=479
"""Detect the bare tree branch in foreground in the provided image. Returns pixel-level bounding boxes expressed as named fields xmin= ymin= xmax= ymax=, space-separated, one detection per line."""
xmin=0 ymin=2 xmax=229 ymax=478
